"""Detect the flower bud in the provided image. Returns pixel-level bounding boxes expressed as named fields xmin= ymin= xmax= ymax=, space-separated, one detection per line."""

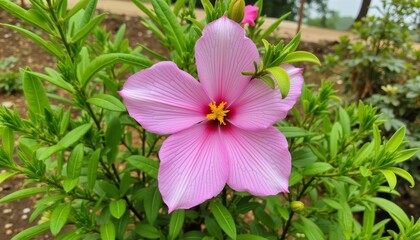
xmin=228 ymin=0 xmax=245 ymax=24
xmin=241 ymin=5 xmax=259 ymax=26
xmin=291 ymin=201 xmax=305 ymax=212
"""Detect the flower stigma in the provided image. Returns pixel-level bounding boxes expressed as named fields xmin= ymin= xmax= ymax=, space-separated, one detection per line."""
xmin=206 ymin=101 xmax=230 ymax=125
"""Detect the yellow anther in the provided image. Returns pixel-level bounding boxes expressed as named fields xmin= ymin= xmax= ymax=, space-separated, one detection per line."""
xmin=206 ymin=101 xmax=230 ymax=125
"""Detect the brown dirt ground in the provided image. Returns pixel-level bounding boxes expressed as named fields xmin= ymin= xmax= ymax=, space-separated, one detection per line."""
xmin=0 ymin=7 xmax=419 ymax=240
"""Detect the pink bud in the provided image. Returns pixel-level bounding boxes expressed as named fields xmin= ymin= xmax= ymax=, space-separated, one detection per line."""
xmin=241 ymin=5 xmax=259 ymax=26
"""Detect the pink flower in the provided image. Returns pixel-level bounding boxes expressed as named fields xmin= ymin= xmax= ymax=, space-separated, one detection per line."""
xmin=241 ymin=5 xmax=259 ymax=26
xmin=119 ymin=17 xmax=304 ymax=212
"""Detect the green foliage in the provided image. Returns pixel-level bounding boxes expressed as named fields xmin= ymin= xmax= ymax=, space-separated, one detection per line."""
xmin=0 ymin=57 xmax=21 ymax=95
xmin=0 ymin=0 xmax=418 ymax=239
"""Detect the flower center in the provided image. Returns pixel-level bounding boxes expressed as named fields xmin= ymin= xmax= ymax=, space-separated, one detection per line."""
xmin=206 ymin=101 xmax=230 ymax=125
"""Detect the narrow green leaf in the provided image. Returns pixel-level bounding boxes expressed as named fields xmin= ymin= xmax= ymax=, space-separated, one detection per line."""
xmin=169 ymin=210 xmax=185 ymax=240
xmin=22 ymin=69 xmax=51 ymax=116
xmin=82 ymin=53 xmax=152 ymax=88
xmin=379 ymin=169 xmax=397 ymax=190
xmin=0 ymin=171 xmax=18 ymax=184
xmin=134 ymin=223 xmax=160 ymax=239
xmin=0 ymin=0 xmax=50 ymax=32
xmin=152 ymin=0 xmax=186 ymax=54
xmin=266 ymin=66 xmax=290 ymax=98
xmin=278 ymin=127 xmax=315 ymax=138
xmin=0 ymin=187 xmax=49 ymax=203
xmin=127 ymin=155 xmax=159 ymax=179
xmin=322 ymin=198 xmax=342 ymax=210
xmin=65 ymin=0 xmax=89 ymax=20
xmin=303 ymin=162 xmax=333 ymax=176
xmin=210 ymin=202 xmax=237 ymax=240
xmin=394 ymin=148 xmax=420 ymax=163
xmin=173 ymin=0 xmax=186 ymax=16
xmin=63 ymin=178 xmax=79 ymax=192
xmin=87 ymin=94 xmax=126 ymax=112
xmin=67 ymin=144 xmax=84 ymax=179
xmin=100 ymin=221 xmax=116 ymax=240
xmin=70 ymin=13 xmax=106 ymax=43
xmin=282 ymin=51 xmax=321 ymax=65
xmin=367 ymin=197 xmax=410 ymax=231
xmin=132 ymin=0 xmax=159 ymax=24
xmin=338 ymin=107 xmax=351 ymax=137
xmin=294 ymin=217 xmax=325 ymax=240
xmin=2 ymin=127 xmax=14 ymax=159
xmin=389 ymin=167 xmax=415 ymax=188
xmin=1 ymin=24 xmax=62 ymax=58
xmin=289 ymin=172 xmax=302 ymax=187
xmin=110 ymin=199 xmax=127 ymax=219
xmin=205 ymin=217 xmax=223 ymax=240
xmin=78 ymin=0 xmax=98 ymax=32
xmin=11 ymin=222 xmax=50 ymax=240
xmin=144 ymin=187 xmax=162 ymax=225
xmin=50 ymin=203 xmax=72 ymax=236
xmin=256 ymin=12 xmax=290 ymax=43
xmin=359 ymin=166 xmax=372 ymax=177
xmin=385 ymin=126 xmax=406 ymax=153
xmin=87 ymin=149 xmax=100 ymax=190
xmin=283 ymin=32 xmax=301 ymax=54
xmin=330 ymin=122 xmax=342 ymax=158
xmin=237 ymin=234 xmax=268 ymax=240
xmin=25 ymin=71 xmax=74 ymax=93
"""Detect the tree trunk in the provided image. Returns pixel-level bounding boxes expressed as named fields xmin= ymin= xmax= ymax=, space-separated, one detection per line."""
xmin=297 ymin=0 xmax=305 ymax=33
xmin=354 ymin=0 xmax=371 ymax=23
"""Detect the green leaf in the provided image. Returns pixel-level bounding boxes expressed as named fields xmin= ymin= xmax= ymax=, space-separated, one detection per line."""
xmin=25 ymin=71 xmax=75 ymax=93
xmin=237 ymin=234 xmax=268 ymax=240
xmin=278 ymin=127 xmax=315 ymax=138
xmin=1 ymin=24 xmax=62 ymax=59
xmin=330 ymin=122 xmax=342 ymax=158
xmin=0 ymin=171 xmax=18 ymax=184
xmin=39 ymin=123 xmax=92 ymax=160
xmin=127 ymin=155 xmax=159 ymax=179
xmin=0 ymin=0 xmax=51 ymax=32
xmin=132 ymin=0 xmax=159 ymax=24
xmin=389 ymin=167 xmax=415 ymax=188
xmin=11 ymin=222 xmax=50 ymax=240
xmin=0 ymin=187 xmax=49 ymax=203
xmin=367 ymin=197 xmax=410 ymax=231
xmin=282 ymin=51 xmax=321 ymax=65
xmin=100 ymin=221 xmax=116 ymax=240
xmin=70 ymin=13 xmax=106 ymax=43
xmin=322 ymin=198 xmax=342 ymax=210
xmin=294 ymin=217 xmax=325 ymax=240
xmin=338 ymin=107 xmax=351 ymax=137
xmin=385 ymin=126 xmax=406 ymax=153
xmin=303 ymin=162 xmax=333 ymax=176
xmin=394 ymin=148 xmax=420 ymax=163
xmin=210 ymin=201 xmax=237 ymax=240
xmin=87 ymin=94 xmax=126 ymax=112
xmin=266 ymin=66 xmax=290 ymax=98
xmin=87 ymin=149 xmax=100 ymax=190
xmin=379 ymin=169 xmax=397 ymax=190
xmin=169 ymin=210 xmax=185 ymax=240
xmin=67 ymin=144 xmax=84 ymax=179
xmin=283 ymin=32 xmax=301 ymax=54
xmin=62 ymin=178 xmax=79 ymax=192
xmin=289 ymin=172 xmax=303 ymax=187
xmin=144 ymin=187 xmax=162 ymax=225
xmin=82 ymin=53 xmax=151 ymax=88
xmin=173 ymin=0 xmax=186 ymax=16
xmin=205 ymin=217 xmax=223 ymax=240
xmin=360 ymin=166 xmax=372 ymax=177
xmin=22 ymin=69 xmax=51 ymax=116
xmin=2 ymin=127 xmax=14 ymax=159
xmin=256 ymin=12 xmax=290 ymax=43
xmin=65 ymin=0 xmax=89 ymax=20
xmin=134 ymin=223 xmax=160 ymax=239
xmin=110 ymin=199 xmax=127 ymax=219
xmin=152 ymin=0 xmax=186 ymax=55
xmin=50 ymin=203 xmax=72 ymax=236
xmin=259 ymin=76 xmax=275 ymax=89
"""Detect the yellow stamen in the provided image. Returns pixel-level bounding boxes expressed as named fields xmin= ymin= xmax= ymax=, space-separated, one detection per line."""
xmin=206 ymin=101 xmax=230 ymax=125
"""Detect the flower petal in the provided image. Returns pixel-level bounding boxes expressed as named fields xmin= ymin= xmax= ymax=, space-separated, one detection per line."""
xmin=228 ymin=78 xmax=284 ymax=130
xmin=195 ymin=16 xmax=259 ymax=103
xmin=119 ymin=61 xmax=210 ymax=135
xmin=223 ymin=126 xmax=291 ymax=195
xmin=277 ymin=64 xmax=304 ymax=119
xmin=158 ymin=123 xmax=228 ymax=212
xmin=241 ymin=5 xmax=259 ymax=26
